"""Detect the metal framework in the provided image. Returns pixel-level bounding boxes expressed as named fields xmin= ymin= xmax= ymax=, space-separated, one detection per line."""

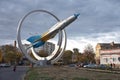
xmin=17 ymin=10 xmax=67 ymax=65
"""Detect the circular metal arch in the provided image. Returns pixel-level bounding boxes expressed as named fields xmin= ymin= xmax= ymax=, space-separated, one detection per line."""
xmin=17 ymin=10 xmax=67 ymax=64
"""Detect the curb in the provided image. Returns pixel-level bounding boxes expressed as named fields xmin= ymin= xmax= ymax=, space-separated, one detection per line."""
xmin=85 ymin=68 xmax=120 ymax=74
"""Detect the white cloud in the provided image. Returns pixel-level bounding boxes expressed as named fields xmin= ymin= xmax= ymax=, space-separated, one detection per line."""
xmin=0 ymin=39 xmax=14 ymax=45
xmin=65 ymin=31 xmax=120 ymax=52
xmin=66 ymin=39 xmax=90 ymax=52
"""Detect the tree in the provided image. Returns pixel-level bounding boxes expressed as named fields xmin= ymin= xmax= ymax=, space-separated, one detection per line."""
xmin=0 ymin=49 xmax=2 ymax=62
xmin=73 ymin=48 xmax=80 ymax=63
xmin=15 ymin=51 xmax=23 ymax=64
xmin=62 ymin=50 xmax=73 ymax=64
xmin=84 ymin=44 xmax=94 ymax=54
xmin=2 ymin=45 xmax=23 ymax=64
xmin=73 ymin=48 xmax=79 ymax=54
xmin=4 ymin=51 xmax=16 ymax=64
xmin=83 ymin=44 xmax=95 ymax=64
xmin=38 ymin=50 xmax=48 ymax=57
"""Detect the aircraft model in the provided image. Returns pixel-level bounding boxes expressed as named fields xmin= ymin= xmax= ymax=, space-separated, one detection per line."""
xmin=27 ymin=13 xmax=80 ymax=48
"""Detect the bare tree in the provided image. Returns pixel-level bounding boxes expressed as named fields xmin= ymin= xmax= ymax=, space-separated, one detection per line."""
xmin=83 ymin=44 xmax=95 ymax=64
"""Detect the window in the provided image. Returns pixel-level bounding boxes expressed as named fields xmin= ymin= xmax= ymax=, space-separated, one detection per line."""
xmin=113 ymin=58 xmax=116 ymax=62
xmin=118 ymin=57 xmax=120 ymax=61
xmin=105 ymin=58 xmax=108 ymax=62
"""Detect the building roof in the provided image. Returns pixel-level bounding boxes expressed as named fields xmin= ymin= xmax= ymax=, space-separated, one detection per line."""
xmin=98 ymin=42 xmax=120 ymax=50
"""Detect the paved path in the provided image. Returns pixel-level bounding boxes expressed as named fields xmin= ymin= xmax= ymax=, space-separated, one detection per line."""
xmin=0 ymin=66 xmax=29 ymax=80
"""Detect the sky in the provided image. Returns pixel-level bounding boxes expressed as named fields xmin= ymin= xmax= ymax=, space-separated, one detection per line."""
xmin=0 ymin=0 xmax=120 ymax=52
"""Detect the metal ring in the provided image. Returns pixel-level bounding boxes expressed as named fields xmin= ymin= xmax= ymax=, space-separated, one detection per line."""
xmin=17 ymin=10 xmax=66 ymax=64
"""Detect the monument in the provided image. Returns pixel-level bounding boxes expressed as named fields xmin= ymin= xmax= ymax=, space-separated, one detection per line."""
xmin=17 ymin=10 xmax=79 ymax=66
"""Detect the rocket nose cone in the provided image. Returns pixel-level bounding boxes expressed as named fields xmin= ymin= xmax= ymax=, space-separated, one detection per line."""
xmin=74 ymin=13 xmax=80 ymax=18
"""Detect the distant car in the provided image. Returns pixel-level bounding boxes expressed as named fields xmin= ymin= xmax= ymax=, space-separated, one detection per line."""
xmin=69 ymin=64 xmax=76 ymax=67
xmin=0 ymin=63 xmax=11 ymax=67
xmin=97 ymin=64 xmax=112 ymax=70
xmin=83 ymin=64 xmax=97 ymax=68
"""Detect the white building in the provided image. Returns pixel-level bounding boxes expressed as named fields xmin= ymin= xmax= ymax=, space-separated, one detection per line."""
xmin=100 ymin=49 xmax=120 ymax=65
xmin=95 ymin=42 xmax=120 ymax=68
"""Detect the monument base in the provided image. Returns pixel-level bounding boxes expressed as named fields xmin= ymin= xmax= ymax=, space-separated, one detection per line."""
xmin=34 ymin=60 xmax=49 ymax=67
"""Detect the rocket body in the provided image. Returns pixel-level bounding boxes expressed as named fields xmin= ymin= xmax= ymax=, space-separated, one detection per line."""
xmin=27 ymin=13 xmax=80 ymax=48
xmin=38 ymin=13 xmax=80 ymax=42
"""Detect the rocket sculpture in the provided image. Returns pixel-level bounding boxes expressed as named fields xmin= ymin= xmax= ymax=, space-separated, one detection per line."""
xmin=27 ymin=13 xmax=80 ymax=48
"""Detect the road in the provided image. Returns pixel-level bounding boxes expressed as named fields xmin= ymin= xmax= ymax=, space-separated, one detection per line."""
xmin=0 ymin=66 xmax=29 ymax=80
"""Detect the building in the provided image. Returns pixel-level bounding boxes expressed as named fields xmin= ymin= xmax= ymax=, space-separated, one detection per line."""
xmin=95 ymin=42 xmax=120 ymax=68
xmin=42 ymin=42 xmax=55 ymax=55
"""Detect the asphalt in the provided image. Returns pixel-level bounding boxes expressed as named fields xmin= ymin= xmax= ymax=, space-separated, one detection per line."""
xmin=0 ymin=66 xmax=29 ymax=80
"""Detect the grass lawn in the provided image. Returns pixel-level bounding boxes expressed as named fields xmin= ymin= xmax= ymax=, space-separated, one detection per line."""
xmin=24 ymin=66 xmax=120 ymax=80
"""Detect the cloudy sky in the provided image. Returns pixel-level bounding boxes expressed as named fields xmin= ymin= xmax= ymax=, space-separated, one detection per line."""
xmin=0 ymin=0 xmax=120 ymax=52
